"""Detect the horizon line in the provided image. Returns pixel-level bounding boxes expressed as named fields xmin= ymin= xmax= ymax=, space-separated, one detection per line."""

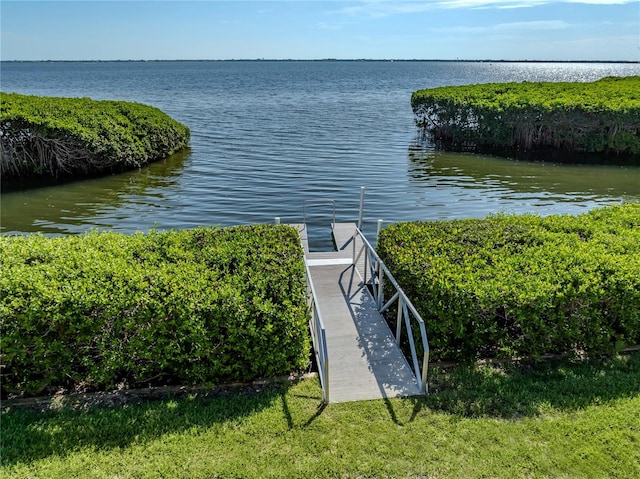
xmin=2 ymin=58 xmax=639 ymax=64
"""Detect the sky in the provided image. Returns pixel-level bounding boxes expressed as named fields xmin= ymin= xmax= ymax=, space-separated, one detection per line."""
xmin=1 ymin=0 xmax=639 ymax=62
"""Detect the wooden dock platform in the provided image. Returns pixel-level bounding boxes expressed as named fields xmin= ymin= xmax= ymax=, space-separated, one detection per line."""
xmin=294 ymin=222 xmax=422 ymax=403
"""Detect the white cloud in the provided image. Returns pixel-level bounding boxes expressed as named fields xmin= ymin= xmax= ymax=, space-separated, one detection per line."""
xmin=338 ymin=0 xmax=638 ymax=17
xmin=437 ymin=0 xmax=545 ymax=8
xmin=494 ymin=19 xmax=570 ymax=29
xmin=563 ymin=0 xmax=637 ymax=3
xmin=437 ymin=19 xmax=570 ymax=32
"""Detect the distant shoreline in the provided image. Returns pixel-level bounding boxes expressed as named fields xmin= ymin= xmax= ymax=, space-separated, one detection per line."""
xmin=1 ymin=59 xmax=638 ymax=64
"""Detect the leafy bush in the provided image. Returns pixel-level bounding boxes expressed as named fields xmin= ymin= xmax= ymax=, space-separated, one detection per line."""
xmin=411 ymin=76 xmax=640 ymax=161
xmin=0 ymin=226 xmax=309 ymax=397
xmin=377 ymin=204 xmax=640 ymax=362
xmin=0 ymin=93 xmax=190 ymax=180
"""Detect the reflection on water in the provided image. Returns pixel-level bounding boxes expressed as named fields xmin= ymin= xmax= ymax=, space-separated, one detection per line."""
xmin=1 ymin=149 xmax=189 ymax=234
xmin=2 ymin=141 xmax=638 ymax=240
xmin=405 ymin=142 xmax=640 ymax=220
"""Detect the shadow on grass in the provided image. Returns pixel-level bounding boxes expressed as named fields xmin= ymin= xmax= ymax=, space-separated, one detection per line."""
xmin=1 ymin=381 xmax=311 ymax=468
xmin=3 ymin=354 xmax=639 ymax=467
xmin=410 ymin=352 xmax=640 ymax=420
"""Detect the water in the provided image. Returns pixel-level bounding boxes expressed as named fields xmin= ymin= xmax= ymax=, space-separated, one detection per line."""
xmin=1 ymin=61 xmax=639 ymax=248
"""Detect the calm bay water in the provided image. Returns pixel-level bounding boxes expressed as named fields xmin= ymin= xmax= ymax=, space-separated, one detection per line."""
xmin=1 ymin=61 xmax=639 ymax=247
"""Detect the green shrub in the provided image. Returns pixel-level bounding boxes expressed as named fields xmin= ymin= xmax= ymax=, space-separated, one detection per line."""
xmin=0 ymin=225 xmax=309 ymax=397
xmin=411 ymin=76 xmax=640 ymax=161
xmin=377 ymin=204 xmax=640 ymax=362
xmin=0 ymin=93 xmax=190 ymax=180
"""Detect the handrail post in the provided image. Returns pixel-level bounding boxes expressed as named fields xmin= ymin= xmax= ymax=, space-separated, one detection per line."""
xmin=396 ymin=296 xmax=403 ymax=344
xmin=352 ymin=227 xmax=357 ymax=265
xmin=376 ymin=257 xmax=384 ymax=309
xmin=357 ymin=186 xmax=365 ymax=230
xmin=364 ymin=236 xmax=369 ymax=285
xmin=421 ymin=349 xmax=429 ymax=394
xmin=322 ymin=328 xmax=330 ymax=403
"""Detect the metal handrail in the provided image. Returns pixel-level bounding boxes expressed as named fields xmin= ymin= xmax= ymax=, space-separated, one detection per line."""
xmin=303 ymin=199 xmax=336 ymax=229
xmin=304 ymin=257 xmax=330 ymax=403
xmin=352 ymin=226 xmax=430 ymax=393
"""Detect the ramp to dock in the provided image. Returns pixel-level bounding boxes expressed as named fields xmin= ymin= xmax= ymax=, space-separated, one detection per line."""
xmin=299 ymin=223 xmax=422 ymax=403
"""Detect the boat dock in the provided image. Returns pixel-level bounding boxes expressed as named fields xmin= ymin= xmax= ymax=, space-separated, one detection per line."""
xmin=292 ymin=221 xmax=428 ymax=404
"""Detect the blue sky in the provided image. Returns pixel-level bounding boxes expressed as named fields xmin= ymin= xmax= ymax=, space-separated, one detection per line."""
xmin=2 ymin=1 xmax=639 ymax=61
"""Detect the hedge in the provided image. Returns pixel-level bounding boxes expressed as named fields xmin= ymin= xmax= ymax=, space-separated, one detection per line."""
xmin=377 ymin=204 xmax=640 ymax=362
xmin=0 ymin=225 xmax=309 ymax=397
xmin=0 ymin=93 xmax=190 ymax=180
xmin=411 ymin=76 xmax=640 ymax=162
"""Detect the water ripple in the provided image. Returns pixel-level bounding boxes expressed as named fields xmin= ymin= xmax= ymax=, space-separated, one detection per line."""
xmin=1 ymin=61 xmax=639 ymax=248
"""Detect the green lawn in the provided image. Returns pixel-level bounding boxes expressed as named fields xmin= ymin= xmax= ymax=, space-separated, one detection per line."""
xmin=2 ymin=354 xmax=639 ymax=478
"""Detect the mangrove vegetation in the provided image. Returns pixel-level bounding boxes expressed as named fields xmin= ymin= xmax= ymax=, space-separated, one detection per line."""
xmin=411 ymin=76 xmax=640 ymax=163
xmin=0 ymin=93 xmax=190 ymax=183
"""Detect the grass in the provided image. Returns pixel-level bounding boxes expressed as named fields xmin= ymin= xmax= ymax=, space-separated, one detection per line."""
xmin=2 ymin=354 xmax=639 ymax=478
